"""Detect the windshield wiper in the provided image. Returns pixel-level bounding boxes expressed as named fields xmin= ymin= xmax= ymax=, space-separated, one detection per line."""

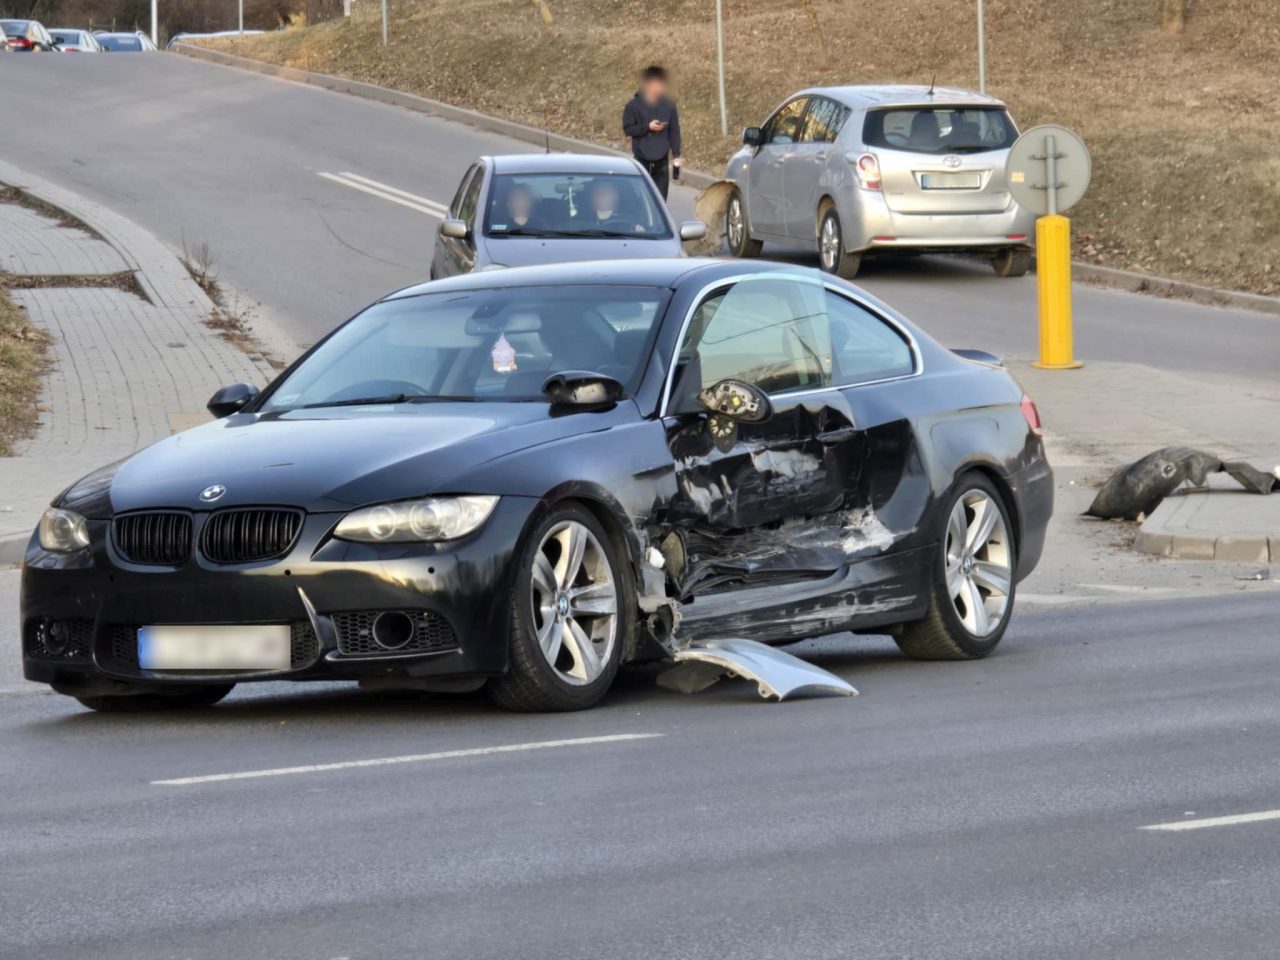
xmin=301 ymin=393 xmax=419 ymax=409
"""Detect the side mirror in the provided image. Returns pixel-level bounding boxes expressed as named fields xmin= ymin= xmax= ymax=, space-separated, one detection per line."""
xmin=541 ymin=371 xmax=623 ymax=408
xmin=207 ymin=382 xmax=259 ymax=418
xmin=679 ymin=221 xmax=708 ymax=242
xmin=697 ymin=379 xmax=771 ymax=423
xmin=741 ymin=127 xmax=763 ymax=147
xmin=439 ymin=218 xmax=468 ymax=240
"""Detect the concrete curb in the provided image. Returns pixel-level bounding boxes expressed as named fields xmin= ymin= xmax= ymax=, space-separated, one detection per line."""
xmin=171 ymin=43 xmax=1280 ymax=318
xmin=1137 ymin=490 xmax=1279 ymax=564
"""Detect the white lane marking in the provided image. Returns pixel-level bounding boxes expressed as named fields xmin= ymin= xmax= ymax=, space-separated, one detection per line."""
xmin=152 ymin=732 xmax=662 ymax=786
xmin=317 ymin=171 xmax=448 ymax=219
xmin=1141 ymin=808 xmax=1280 ymax=832
xmin=336 ymin=171 xmax=450 ymax=215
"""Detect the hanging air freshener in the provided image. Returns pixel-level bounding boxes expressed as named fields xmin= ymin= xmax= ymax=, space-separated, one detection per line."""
xmin=491 ymin=332 xmax=517 ymax=373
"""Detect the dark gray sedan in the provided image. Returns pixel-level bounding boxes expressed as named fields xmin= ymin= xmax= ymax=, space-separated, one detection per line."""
xmin=430 ymin=153 xmax=705 ymax=279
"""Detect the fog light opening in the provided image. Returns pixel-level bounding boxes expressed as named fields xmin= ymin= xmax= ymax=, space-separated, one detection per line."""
xmin=41 ymin=619 xmax=70 ymax=656
xmin=371 ymin=612 xmax=415 ymax=650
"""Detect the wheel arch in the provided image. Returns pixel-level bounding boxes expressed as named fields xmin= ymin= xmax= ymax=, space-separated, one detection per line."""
xmin=952 ymin=462 xmax=1022 ymax=561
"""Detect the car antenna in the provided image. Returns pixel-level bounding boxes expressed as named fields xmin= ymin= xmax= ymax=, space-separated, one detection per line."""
xmin=927 ymin=74 xmax=936 ymax=97
xmin=544 ymin=130 xmax=551 ymax=155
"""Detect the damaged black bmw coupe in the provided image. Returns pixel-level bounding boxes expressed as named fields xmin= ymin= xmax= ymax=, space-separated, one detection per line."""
xmin=21 ymin=259 xmax=1052 ymax=712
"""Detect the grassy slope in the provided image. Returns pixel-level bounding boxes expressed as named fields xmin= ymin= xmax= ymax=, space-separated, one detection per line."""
xmin=0 ymin=284 xmax=49 ymax=457
xmin=209 ymin=0 xmax=1279 ymax=295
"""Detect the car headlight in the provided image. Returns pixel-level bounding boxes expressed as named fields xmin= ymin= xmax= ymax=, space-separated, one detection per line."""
xmin=39 ymin=508 xmax=90 ymax=552
xmin=334 ymin=495 xmax=499 ymax=543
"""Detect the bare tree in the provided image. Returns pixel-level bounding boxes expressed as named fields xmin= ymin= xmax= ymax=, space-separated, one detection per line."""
xmin=1162 ymin=0 xmax=1186 ymax=32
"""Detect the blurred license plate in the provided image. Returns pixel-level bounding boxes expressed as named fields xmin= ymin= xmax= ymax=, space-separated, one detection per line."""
xmin=137 ymin=625 xmax=291 ymax=670
xmin=920 ymin=172 xmax=982 ymax=189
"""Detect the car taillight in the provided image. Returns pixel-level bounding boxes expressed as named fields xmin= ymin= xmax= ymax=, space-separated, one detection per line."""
xmin=1020 ymin=394 xmax=1043 ymax=436
xmin=855 ymin=153 xmax=881 ymax=191
xmin=9 ymin=36 xmax=31 ymax=47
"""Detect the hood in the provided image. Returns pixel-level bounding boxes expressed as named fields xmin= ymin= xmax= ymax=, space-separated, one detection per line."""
xmin=72 ymin=402 xmax=632 ymax=517
xmin=481 ymin=236 xmax=680 ymax=268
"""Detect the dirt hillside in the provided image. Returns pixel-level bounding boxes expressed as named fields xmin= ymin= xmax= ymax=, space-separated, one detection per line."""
xmin=207 ymin=0 xmax=1280 ymax=296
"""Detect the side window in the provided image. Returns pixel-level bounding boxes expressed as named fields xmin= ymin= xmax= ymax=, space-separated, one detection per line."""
xmin=682 ymin=278 xmax=832 ymax=397
xmin=763 ymin=98 xmax=809 ymax=145
xmin=826 ymin=292 xmax=915 ymax=385
xmin=458 ymin=170 xmax=484 ymax=227
xmin=449 ymin=165 xmax=479 ymax=218
xmin=799 ymin=98 xmax=846 ymax=144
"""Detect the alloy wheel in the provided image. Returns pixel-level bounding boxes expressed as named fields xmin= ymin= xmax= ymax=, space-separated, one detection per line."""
xmin=944 ymin=490 xmax=1012 ymax=638
xmin=820 ymin=214 xmax=841 ymax=271
xmin=727 ymin=197 xmax=745 ymax=252
xmin=529 ymin=520 xmax=618 ymax=685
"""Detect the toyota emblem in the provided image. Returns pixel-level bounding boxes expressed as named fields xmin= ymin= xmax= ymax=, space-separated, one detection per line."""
xmin=943 ymin=155 xmax=962 ymax=169
xmin=199 ymin=484 xmax=227 ymax=503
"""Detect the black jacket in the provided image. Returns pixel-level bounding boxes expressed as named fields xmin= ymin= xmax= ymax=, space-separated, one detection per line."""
xmin=622 ymin=92 xmax=682 ymax=162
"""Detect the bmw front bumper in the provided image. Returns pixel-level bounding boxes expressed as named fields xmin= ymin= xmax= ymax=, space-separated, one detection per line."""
xmin=20 ymin=496 xmax=540 ymax=693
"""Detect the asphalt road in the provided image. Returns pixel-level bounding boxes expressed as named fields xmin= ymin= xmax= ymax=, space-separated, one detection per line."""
xmin=3 ymin=573 xmax=1280 ymax=959
xmin=0 ymin=54 xmax=1275 ymax=387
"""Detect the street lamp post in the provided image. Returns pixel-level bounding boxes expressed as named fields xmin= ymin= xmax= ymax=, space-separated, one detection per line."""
xmin=238 ymin=0 xmax=244 ymax=33
xmin=976 ymin=0 xmax=986 ymax=93
xmin=381 ymin=0 xmax=388 ymax=45
xmin=714 ymin=0 xmax=728 ymax=137
xmin=150 ymin=0 xmax=157 ymax=45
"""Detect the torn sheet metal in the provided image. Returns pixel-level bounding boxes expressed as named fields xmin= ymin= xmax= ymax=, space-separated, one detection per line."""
xmin=1086 ymin=446 xmax=1280 ymax=521
xmin=663 ymin=637 xmax=858 ymax=701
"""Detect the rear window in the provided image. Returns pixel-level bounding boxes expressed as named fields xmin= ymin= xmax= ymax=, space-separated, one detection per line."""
xmin=1 ymin=20 xmax=31 ymax=35
xmin=863 ymin=107 xmax=1016 ymax=155
xmin=99 ymin=35 xmax=141 ymax=50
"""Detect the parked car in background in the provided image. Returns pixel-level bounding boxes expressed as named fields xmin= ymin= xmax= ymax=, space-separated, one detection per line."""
xmin=49 ymin=29 xmax=102 ymax=51
xmin=0 ymin=19 xmax=56 ymax=50
xmin=94 ymin=31 xmax=157 ymax=51
xmin=20 ymin=259 xmax=1051 ymax=713
xmin=430 ymin=153 xmax=705 ymax=279
xmin=723 ymin=85 xmax=1036 ymax=279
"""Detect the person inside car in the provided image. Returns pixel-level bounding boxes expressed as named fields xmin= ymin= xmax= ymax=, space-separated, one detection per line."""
xmin=576 ymin=180 xmax=646 ymax=233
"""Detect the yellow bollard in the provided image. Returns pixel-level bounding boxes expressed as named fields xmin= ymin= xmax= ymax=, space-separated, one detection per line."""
xmin=1032 ymin=213 xmax=1082 ymax=369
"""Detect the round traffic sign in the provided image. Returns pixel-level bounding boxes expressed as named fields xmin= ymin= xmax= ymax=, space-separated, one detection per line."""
xmin=1005 ymin=124 xmax=1091 ymax=216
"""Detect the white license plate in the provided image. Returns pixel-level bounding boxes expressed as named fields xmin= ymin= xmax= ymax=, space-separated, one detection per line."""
xmin=137 ymin=624 xmax=292 ymax=670
xmin=920 ymin=172 xmax=982 ymax=190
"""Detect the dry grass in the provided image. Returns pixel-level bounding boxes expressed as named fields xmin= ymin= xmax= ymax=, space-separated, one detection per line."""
xmin=0 ymin=283 xmax=50 ymax=457
xmin=206 ymin=0 xmax=1279 ymax=295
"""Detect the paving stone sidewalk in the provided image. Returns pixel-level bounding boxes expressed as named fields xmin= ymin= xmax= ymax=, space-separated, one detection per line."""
xmin=0 ymin=162 xmax=273 ymax=562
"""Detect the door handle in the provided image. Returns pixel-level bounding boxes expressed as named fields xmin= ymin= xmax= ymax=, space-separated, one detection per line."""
xmin=816 ymin=426 xmax=858 ymax=445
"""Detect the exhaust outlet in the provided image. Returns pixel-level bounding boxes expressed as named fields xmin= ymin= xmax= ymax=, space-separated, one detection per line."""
xmin=371 ymin=611 xmax=415 ymax=650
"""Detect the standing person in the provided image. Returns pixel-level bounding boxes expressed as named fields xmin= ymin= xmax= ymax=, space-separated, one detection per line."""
xmin=622 ymin=65 xmax=682 ymax=201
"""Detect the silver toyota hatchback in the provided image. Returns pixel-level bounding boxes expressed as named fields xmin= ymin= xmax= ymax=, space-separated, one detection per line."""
xmin=722 ymin=85 xmax=1036 ymax=278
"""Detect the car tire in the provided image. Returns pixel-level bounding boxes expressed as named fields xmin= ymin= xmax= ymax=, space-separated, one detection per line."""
xmin=818 ymin=208 xmax=861 ymax=279
xmin=489 ymin=503 xmax=632 ymax=712
xmin=895 ymin=472 xmax=1017 ymax=660
xmin=726 ymin=189 xmax=763 ymax=259
xmin=74 ymin=684 xmax=235 ymax=713
xmin=992 ymin=248 xmax=1032 ymax=278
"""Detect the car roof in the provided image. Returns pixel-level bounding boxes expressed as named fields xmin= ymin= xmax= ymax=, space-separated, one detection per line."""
xmin=487 ymin=153 xmax=644 ymax=176
xmin=797 ymin=84 xmax=1007 ymax=110
xmin=383 ymin=259 xmax=799 ymax=300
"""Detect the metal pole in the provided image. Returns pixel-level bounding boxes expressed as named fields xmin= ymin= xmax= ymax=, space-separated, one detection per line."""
xmin=1045 ymin=134 xmax=1058 ymax=215
xmin=715 ymin=0 xmax=728 ymax=137
xmin=238 ymin=0 xmax=244 ymax=33
xmin=381 ymin=0 xmax=388 ymax=45
xmin=150 ymin=0 xmax=157 ymax=45
xmin=976 ymin=0 xmax=986 ymax=93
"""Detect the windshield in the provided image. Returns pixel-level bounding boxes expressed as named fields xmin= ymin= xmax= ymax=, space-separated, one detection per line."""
xmin=483 ymin=173 xmax=672 ymax=240
xmin=259 ymin=285 xmax=671 ymax=412
xmin=98 ymin=35 xmax=141 ymax=49
xmin=863 ymin=107 xmax=1016 ymax=155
